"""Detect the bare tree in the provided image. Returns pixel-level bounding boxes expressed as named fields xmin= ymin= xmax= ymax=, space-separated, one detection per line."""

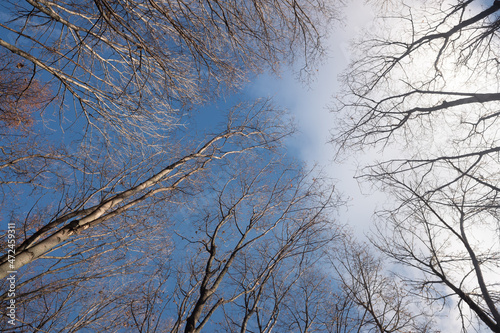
xmin=335 ymin=1 xmax=500 ymax=331
xmin=272 ymin=266 xmax=356 ymax=333
xmin=0 ymin=212 xmax=172 ymax=332
xmin=0 ymin=100 xmax=288 ymax=277
xmin=167 ymin=157 xmax=343 ymax=333
xmin=0 ymin=0 xmax=336 ymax=143
xmin=0 ymin=101 xmax=289 ymax=329
xmin=0 ymin=101 xmax=353 ymax=332
xmin=0 ymin=0 xmax=346 ymax=330
xmin=0 ymin=0 xmax=344 ymax=329
xmin=336 ymin=1 xmax=500 ymax=149
xmin=333 ymin=239 xmax=437 ymax=333
xmin=367 ymin=167 xmax=500 ymax=333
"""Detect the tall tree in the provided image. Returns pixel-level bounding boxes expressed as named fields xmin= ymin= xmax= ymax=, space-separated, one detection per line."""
xmin=0 ymin=0 xmax=336 ymax=143
xmin=0 ymin=101 xmax=288 ymax=278
xmin=0 ymin=0 xmax=342 ymax=330
xmin=0 ymin=101 xmax=349 ymax=332
xmin=169 ymin=158 xmax=341 ymax=333
xmin=335 ymin=1 xmax=500 ymax=331
xmin=333 ymin=239 xmax=436 ymax=333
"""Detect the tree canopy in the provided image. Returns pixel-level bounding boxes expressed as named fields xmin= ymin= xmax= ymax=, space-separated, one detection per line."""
xmin=0 ymin=0 xmax=349 ymax=332
xmin=335 ymin=1 xmax=500 ymax=331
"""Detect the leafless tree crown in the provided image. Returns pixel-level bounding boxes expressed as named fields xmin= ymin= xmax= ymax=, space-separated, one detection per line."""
xmin=335 ymin=1 xmax=500 ymax=331
xmin=0 ymin=0 xmax=335 ymax=143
